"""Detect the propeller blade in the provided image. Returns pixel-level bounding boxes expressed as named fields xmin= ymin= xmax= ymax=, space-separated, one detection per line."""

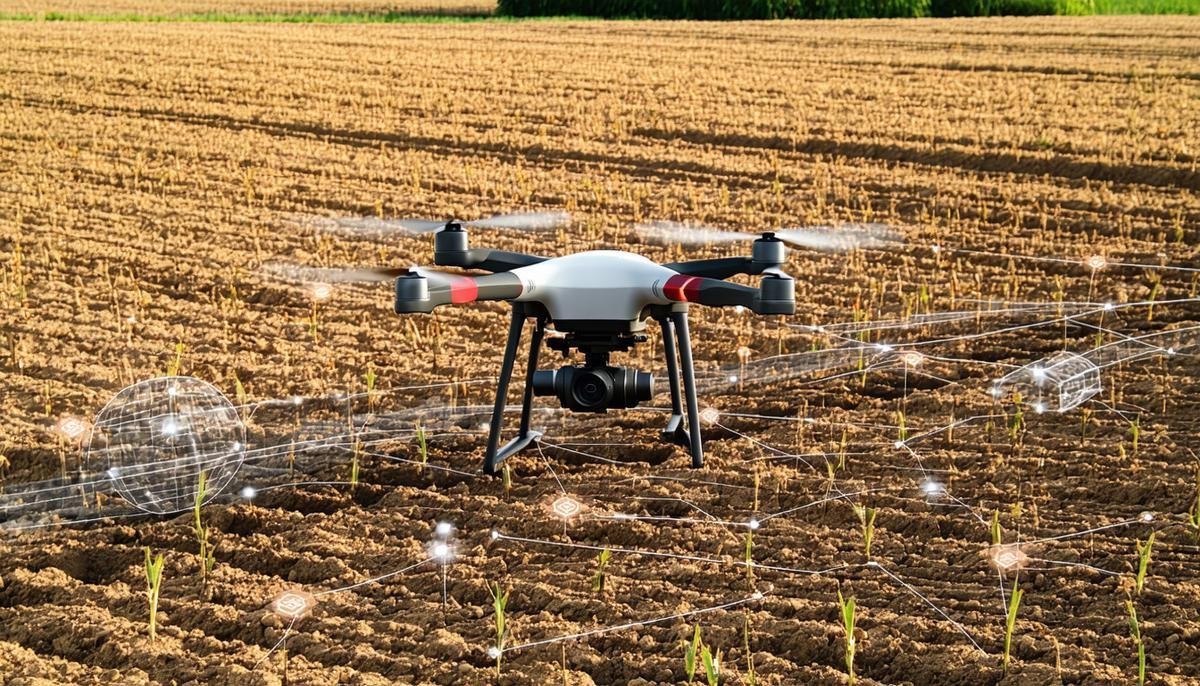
xmin=633 ymin=221 xmax=754 ymax=246
xmin=305 ymin=210 xmax=570 ymax=239
xmin=261 ymin=262 xmax=408 ymax=284
xmin=465 ymin=210 xmax=571 ymax=231
xmin=773 ymin=223 xmax=902 ymax=251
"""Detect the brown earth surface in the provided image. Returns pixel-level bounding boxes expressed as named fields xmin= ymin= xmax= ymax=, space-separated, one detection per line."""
xmin=1 ymin=16 xmax=1199 ymax=686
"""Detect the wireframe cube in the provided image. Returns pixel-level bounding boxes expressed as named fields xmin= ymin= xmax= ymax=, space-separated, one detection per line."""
xmin=992 ymin=351 xmax=1101 ymax=413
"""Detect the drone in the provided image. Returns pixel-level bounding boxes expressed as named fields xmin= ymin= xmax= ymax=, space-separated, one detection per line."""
xmin=285 ymin=212 xmax=897 ymax=475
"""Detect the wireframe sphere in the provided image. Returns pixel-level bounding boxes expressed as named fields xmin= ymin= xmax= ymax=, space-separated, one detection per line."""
xmin=87 ymin=376 xmax=246 ymax=514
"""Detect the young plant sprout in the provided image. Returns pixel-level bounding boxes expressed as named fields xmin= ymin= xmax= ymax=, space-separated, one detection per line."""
xmin=364 ymin=363 xmax=378 ymax=413
xmin=742 ymin=615 xmax=756 ymax=686
xmin=415 ymin=422 xmax=428 ymax=469
xmin=349 ymin=439 xmax=362 ymax=491
xmin=488 ymin=582 xmax=510 ymax=677
xmin=592 ymin=547 xmax=611 ymax=594
xmin=1188 ymin=475 xmax=1200 ymax=543
xmin=837 ymin=587 xmax=857 ymax=685
xmin=1003 ymin=579 xmax=1023 ymax=675
xmin=1134 ymin=532 xmax=1155 ymax=595
xmin=1126 ymin=598 xmax=1146 ymax=686
xmin=990 ymin=511 xmax=1002 ymax=545
xmin=685 ymin=623 xmax=703 ymax=685
xmin=167 ymin=342 xmax=184 ymax=377
xmin=144 ymin=546 xmax=165 ymax=641
xmin=1129 ymin=415 xmax=1141 ymax=458
xmin=701 ymin=641 xmax=721 ymax=686
xmin=193 ymin=470 xmax=216 ymax=589
xmin=853 ymin=504 xmax=877 ymax=560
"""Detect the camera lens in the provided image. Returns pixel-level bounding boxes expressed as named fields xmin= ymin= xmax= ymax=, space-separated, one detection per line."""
xmin=571 ymin=369 xmax=611 ymax=410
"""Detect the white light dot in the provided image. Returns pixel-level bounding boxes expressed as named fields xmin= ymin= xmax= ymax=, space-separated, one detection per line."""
xmin=931 ymin=244 xmax=942 ymax=254
xmin=727 ymin=374 xmax=739 ymax=383
xmin=1030 ymin=367 xmax=1046 ymax=382
xmin=989 ymin=385 xmax=1003 ymax=398
xmin=866 ymin=560 xmax=882 ymax=568
xmin=748 ymin=519 xmax=760 ymax=530
xmin=435 ymin=521 xmax=454 ymax=538
xmin=106 ymin=467 xmax=121 ymax=479
xmin=433 ymin=542 xmax=450 ymax=560
xmin=490 ymin=530 xmax=500 ymax=540
xmin=232 ymin=442 xmax=242 ymax=451
xmin=733 ymin=305 xmax=745 ymax=314
xmin=1167 ymin=347 xmax=1176 ymax=355
xmin=480 ymin=423 xmax=490 ymax=433
xmin=894 ymin=440 xmax=904 ymax=449
xmin=921 ymin=479 xmax=944 ymax=497
xmin=1104 ymin=302 xmax=1114 ymax=312
xmin=1034 ymin=402 xmax=1046 ymax=414
xmin=876 ymin=343 xmax=893 ymax=353
xmin=240 ymin=486 xmax=257 ymax=499
xmin=161 ymin=418 xmax=180 ymax=435
xmin=752 ymin=590 xmax=764 ymax=600
xmin=291 ymin=395 xmax=303 ymax=406
xmin=487 ymin=646 xmax=502 ymax=659
xmin=1139 ymin=511 xmax=1155 ymax=523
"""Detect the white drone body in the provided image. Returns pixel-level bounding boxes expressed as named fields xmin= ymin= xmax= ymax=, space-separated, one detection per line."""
xmin=512 ymin=251 xmax=686 ymax=324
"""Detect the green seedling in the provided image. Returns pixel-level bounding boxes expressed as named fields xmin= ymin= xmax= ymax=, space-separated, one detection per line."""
xmin=853 ymin=504 xmax=877 ymax=560
xmin=364 ymin=363 xmax=378 ymax=412
xmin=1003 ymin=580 xmax=1023 ymax=674
xmin=1009 ymin=391 xmax=1024 ymax=442
xmin=744 ymin=529 xmax=754 ymax=580
xmin=502 ymin=463 xmax=512 ymax=493
xmin=415 ymin=423 xmax=428 ymax=468
xmin=144 ymin=546 xmax=165 ymax=641
xmin=1126 ymin=598 xmax=1146 ymax=685
xmin=192 ymin=471 xmax=216 ymax=587
xmin=685 ymin=623 xmax=702 ymax=684
xmin=1134 ymin=532 xmax=1154 ymax=595
xmin=167 ymin=342 xmax=184 ymax=377
xmin=349 ymin=439 xmax=361 ymax=490
xmin=592 ymin=547 xmax=611 ymax=594
xmin=701 ymin=642 xmax=721 ymax=686
xmin=1187 ymin=475 xmax=1200 ymax=543
xmin=488 ymin=582 xmax=509 ymax=677
xmin=990 ymin=510 xmax=1002 ymax=545
xmin=1129 ymin=415 xmax=1141 ymax=457
xmin=742 ymin=615 xmax=756 ymax=686
xmin=837 ymin=587 xmax=857 ymax=685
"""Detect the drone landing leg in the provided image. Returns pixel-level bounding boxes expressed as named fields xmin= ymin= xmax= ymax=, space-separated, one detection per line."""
xmin=658 ymin=317 xmax=689 ymax=449
xmin=670 ymin=310 xmax=705 ymax=468
xmin=484 ymin=304 xmax=542 ymax=475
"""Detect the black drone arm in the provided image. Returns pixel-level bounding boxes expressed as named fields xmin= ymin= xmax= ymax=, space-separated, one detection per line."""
xmin=395 ymin=271 xmax=523 ymax=314
xmin=661 ymin=273 xmax=794 ymax=315
xmin=663 ymin=236 xmax=788 ymax=279
xmin=663 ymin=257 xmax=764 ymax=279
xmin=434 ymin=247 xmax=547 ymax=273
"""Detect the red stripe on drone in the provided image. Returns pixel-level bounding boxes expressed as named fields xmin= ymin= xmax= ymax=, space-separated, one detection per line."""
xmin=449 ymin=277 xmax=478 ymax=304
xmin=664 ymin=275 xmax=702 ymax=302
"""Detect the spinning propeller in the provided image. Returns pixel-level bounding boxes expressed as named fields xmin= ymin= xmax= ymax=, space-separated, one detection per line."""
xmin=307 ymin=210 xmax=572 ymax=238
xmin=633 ymin=220 xmax=902 ymax=252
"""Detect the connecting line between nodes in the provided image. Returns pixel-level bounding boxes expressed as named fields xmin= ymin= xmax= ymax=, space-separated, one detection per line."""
xmin=314 ymin=556 xmax=436 ymax=597
xmin=498 ymin=592 xmax=766 ymax=655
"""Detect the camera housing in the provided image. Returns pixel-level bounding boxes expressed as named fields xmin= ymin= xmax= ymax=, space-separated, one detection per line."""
xmin=533 ymin=363 xmax=653 ymax=413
